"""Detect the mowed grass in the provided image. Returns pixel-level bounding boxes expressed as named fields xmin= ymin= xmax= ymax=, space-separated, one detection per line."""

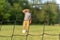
xmin=0 ymin=25 xmax=60 ymax=40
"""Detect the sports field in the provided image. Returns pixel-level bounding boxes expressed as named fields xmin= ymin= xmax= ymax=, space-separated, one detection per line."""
xmin=0 ymin=25 xmax=60 ymax=40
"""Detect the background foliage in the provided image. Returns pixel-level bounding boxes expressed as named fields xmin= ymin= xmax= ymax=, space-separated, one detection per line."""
xmin=0 ymin=0 xmax=60 ymax=25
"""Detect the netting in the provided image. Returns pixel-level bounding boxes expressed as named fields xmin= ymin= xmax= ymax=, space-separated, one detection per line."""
xmin=0 ymin=0 xmax=60 ymax=40
xmin=0 ymin=25 xmax=60 ymax=40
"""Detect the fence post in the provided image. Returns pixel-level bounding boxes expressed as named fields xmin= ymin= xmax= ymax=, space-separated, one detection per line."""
xmin=25 ymin=25 xmax=30 ymax=40
xmin=0 ymin=20 xmax=3 ymax=31
xmin=11 ymin=24 xmax=15 ymax=40
xmin=42 ymin=23 xmax=46 ymax=40
xmin=59 ymin=34 xmax=60 ymax=40
xmin=0 ymin=22 xmax=2 ymax=30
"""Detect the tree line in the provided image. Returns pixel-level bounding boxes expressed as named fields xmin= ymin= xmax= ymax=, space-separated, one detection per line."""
xmin=0 ymin=0 xmax=60 ymax=25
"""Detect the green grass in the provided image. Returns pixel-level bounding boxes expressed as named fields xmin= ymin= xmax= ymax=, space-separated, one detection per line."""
xmin=0 ymin=25 xmax=60 ymax=40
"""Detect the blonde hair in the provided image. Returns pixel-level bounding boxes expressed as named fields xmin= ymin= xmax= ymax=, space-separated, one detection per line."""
xmin=23 ymin=9 xmax=30 ymax=13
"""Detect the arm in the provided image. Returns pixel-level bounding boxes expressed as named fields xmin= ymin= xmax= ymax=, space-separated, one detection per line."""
xmin=22 ymin=10 xmax=25 ymax=13
xmin=29 ymin=16 xmax=32 ymax=24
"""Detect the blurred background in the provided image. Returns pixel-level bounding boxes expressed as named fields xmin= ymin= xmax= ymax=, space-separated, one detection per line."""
xmin=0 ymin=0 xmax=60 ymax=25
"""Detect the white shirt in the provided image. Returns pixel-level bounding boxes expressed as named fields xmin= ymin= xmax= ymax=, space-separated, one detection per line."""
xmin=24 ymin=12 xmax=31 ymax=20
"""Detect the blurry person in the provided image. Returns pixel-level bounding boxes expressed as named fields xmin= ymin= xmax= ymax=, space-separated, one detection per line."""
xmin=22 ymin=9 xmax=32 ymax=33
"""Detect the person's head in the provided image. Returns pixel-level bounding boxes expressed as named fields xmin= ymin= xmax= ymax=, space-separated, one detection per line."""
xmin=22 ymin=9 xmax=30 ymax=13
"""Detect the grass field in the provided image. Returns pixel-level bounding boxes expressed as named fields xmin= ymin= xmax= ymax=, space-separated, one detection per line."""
xmin=0 ymin=25 xmax=60 ymax=40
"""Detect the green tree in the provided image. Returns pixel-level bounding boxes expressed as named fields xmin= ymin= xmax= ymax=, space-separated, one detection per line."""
xmin=40 ymin=2 xmax=58 ymax=25
xmin=0 ymin=0 xmax=11 ymax=21
xmin=31 ymin=1 xmax=58 ymax=24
